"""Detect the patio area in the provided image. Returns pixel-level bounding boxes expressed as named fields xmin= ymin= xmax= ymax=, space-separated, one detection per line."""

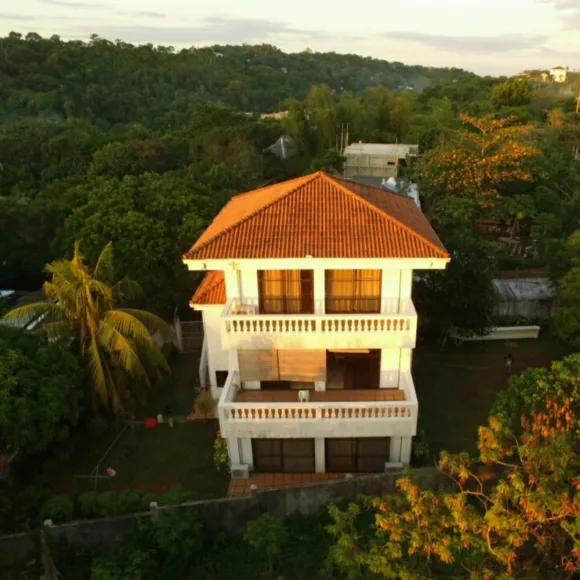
xmin=235 ymin=388 xmax=405 ymax=403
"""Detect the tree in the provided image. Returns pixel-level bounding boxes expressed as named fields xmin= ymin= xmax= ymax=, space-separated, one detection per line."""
xmin=328 ymin=357 xmax=580 ymax=579
xmin=0 ymin=326 xmax=83 ymax=454
xmin=3 ymin=243 xmax=170 ymax=415
xmin=415 ymin=114 xmax=540 ymax=218
xmin=414 ymin=231 xmax=498 ymax=344
xmin=244 ymin=513 xmax=289 ymax=573
xmin=491 ymin=78 xmax=532 ymax=108
xmin=552 ymin=232 xmax=580 ymax=350
xmin=310 ymin=148 xmax=345 ymax=174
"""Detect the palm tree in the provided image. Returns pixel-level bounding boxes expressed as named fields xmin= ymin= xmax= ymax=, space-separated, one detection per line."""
xmin=3 ymin=242 xmax=170 ymax=415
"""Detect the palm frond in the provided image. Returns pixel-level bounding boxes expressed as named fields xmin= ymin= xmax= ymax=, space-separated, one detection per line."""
xmin=103 ymin=310 xmax=155 ymax=343
xmin=98 ymin=321 xmax=147 ymax=377
xmin=116 ymin=308 xmax=172 ymax=337
xmin=87 ymin=337 xmax=110 ymax=406
xmin=113 ymin=277 xmax=143 ymax=302
xmin=2 ymin=302 xmax=60 ymax=328
xmin=40 ymin=320 xmax=73 ymax=341
xmin=93 ymin=242 xmax=114 ymax=282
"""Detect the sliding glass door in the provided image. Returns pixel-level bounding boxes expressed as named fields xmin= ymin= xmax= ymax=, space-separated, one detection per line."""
xmin=325 ymin=270 xmax=381 ymax=313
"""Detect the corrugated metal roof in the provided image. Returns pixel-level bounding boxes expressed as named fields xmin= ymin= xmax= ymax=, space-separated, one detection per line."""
xmin=493 ymin=278 xmax=556 ymax=302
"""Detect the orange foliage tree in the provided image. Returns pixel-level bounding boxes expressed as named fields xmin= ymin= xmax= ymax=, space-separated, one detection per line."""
xmin=415 ymin=114 xmax=541 ymax=217
xmin=327 ymin=354 xmax=580 ymax=579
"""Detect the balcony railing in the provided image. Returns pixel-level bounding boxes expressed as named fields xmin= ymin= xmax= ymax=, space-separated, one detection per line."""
xmin=222 ymin=298 xmax=415 ymax=336
xmin=218 ymin=371 xmax=418 ymax=424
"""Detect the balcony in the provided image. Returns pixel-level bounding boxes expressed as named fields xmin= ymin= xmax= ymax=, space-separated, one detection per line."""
xmin=217 ymin=370 xmax=418 ymax=439
xmin=220 ymin=297 xmax=417 ymax=350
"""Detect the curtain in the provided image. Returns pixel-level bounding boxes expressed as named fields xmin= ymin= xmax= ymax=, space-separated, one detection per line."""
xmin=259 ymin=270 xmax=305 ymax=313
xmin=284 ymin=270 xmax=301 ymax=313
xmin=326 ymin=270 xmax=381 ymax=313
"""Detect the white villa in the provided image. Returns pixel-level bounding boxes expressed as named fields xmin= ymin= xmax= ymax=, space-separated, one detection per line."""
xmin=550 ymin=66 xmax=567 ymax=83
xmin=184 ymin=172 xmax=449 ymax=477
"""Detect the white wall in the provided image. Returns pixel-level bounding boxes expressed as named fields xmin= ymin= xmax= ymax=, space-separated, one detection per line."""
xmin=380 ymin=349 xmax=401 ymax=388
xmin=202 ymin=308 xmax=229 ymax=390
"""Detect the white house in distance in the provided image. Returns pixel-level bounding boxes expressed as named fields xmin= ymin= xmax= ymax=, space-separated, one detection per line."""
xmin=184 ymin=172 xmax=449 ymax=477
xmin=550 ymin=66 xmax=567 ymax=83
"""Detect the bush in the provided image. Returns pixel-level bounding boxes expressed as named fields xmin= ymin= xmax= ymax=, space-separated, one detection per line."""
xmin=41 ymin=494 xmax=74 ymax=523
xmin=197 ymin=397 xmax=216 ymax=419
xmin=412 ymin=428 xmax=430 ymax=465
xmin=245 ymin=513 xmax=288 ymax=573
xmin=78 ymin=491 xmax=99 ymax=517
xmin=142 ymin=492 xmax=160 ymax=509
xmin=94 ymin=491 xmax=122 ymax=517
xmin=213 ymin=431 xmax=229 ymax=473
xmin=118 ymin=489 xmax=144 ymax=513
xmin=162 ymin=485 xmax=198 ymax=505
xmin=12 ymin=485 xmax=51 ymax=530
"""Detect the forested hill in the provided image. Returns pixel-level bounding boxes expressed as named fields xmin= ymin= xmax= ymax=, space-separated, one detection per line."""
xmin=0 ymin=33 xmax=475 ymax=127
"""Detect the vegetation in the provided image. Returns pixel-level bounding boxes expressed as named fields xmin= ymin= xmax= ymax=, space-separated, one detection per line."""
xmin=244 ymin=513 xmax=289 ymax=573
xmin=3 ymin=243 xmax=170 ymax=416
xmin=327 ymin=356 xmax=580 ymax=579
xmin=0 ymin=326 xmax=83 ymax=454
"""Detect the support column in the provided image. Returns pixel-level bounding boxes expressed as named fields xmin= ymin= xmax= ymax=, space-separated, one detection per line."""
xmin=380 ymin=349 xmax=399 ymax=388
xmin=389 ymin=437 xmax=402 ymax=463
xmin=313 ymin=269 xmax=325 ymax=314
xmin=400 ymin=437 xmax=412 ymax=466
xmin=314 ymin=438 xmax=326 ymax=473
xmin=227 ymin=437 xmax=241 ymax=465
xmin=240 ymin=438 xmax=253 ymax=469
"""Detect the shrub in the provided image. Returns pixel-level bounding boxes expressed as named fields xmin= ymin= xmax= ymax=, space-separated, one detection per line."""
xmin=94 ymin=491 xmax=122 ymax=517
xmin=162 ymin=485 xmax=198 ymax=505
xmin=142 ymin=492 xmax=160 ymax=509
xmin=78 ymin=491 xmax=99 ymax=517
xmin=118 ymin=489 xmax=144 ymax=513
xmin=412 ymin=428 xmax=430 ymax=465
xmin=41 ymin=495 xmax=74 ymax=523
xmin=245 ymin=513 xmax=288 ymax=573
xmin=197 ymin=397 xmax=216 ymax=419
xmin=213 ymin=431 xmax=229 ymax=473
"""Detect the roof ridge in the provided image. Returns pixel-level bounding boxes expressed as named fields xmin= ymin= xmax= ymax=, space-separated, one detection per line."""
xmin=185 ymin=173 xmax=321 ymax=259
xmin=324 ymin=174 xmax=448 ymax=258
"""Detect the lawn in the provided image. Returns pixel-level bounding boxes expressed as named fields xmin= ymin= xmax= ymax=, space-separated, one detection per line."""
xmin=40 ymin=420 xmax=228 ymax=497
xmin=15 ymin=352 xmax=229 ymax=499
xmin=412 ymin=332 xmax=567 ymax=456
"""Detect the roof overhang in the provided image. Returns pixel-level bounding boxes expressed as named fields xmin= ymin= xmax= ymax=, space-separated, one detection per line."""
xmin=183 ymin=257 xmax=450 ymax=272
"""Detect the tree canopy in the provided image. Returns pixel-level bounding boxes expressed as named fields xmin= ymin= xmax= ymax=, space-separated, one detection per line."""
xmin=0 ymin=326 xmax=83 ymax=454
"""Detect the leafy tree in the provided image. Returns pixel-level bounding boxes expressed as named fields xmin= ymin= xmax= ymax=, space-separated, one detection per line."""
xmin=0 ymin=326 xmax=83 ymax=454
xmin=3 ymin=243 xmax=170 ymax=415
xmin=245 ymin=513 xmax=289 ymax=573
xmin=61 ymin=173 xmax=211 ymax=316
xmin=328 ymin=361 xmax=580 ymax=579
xmin=310 ymin=148 xmax=346 ymax=174
xmin=492 ymin=354 xmax=580 ymax=431
xmin=415 ymin=114 xmax=540 ymax=217
xmin=414 ymin=231 xmax=498 ymax=344
xmin=552 ymin=232 xmax=580 ymax=350
xmin=491 ymin=77 xmax=532 ymax=108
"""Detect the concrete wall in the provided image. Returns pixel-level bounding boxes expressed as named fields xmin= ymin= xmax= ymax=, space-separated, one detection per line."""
xmin=202 ymin=308 xmax=229 ymax=391
xmin=0 ymin=468 xmax=448 ymax=566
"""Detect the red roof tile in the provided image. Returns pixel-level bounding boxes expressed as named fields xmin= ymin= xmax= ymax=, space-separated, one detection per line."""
xmin=190 ymin=271 xmax=226 ymax=306
xmin=184 ymin=172 xmax=448 ymax=260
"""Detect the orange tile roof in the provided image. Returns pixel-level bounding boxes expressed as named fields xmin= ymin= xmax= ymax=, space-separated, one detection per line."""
xmin=184 ymin=172 xmax=448 ymax=260
xmin=189 ymin=271 xmax=226 ymax=306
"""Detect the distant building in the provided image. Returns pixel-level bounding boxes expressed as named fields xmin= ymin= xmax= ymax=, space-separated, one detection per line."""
xmin=343 ymin=143 xmax=419 ymax=181
xmin=550 ymin=66 xmax=567 ymax=83
xmin=260 ymin=111 xmax=288 ymax=120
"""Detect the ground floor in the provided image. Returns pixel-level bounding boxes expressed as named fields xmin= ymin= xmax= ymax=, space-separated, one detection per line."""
xmin=227 ymin=435 xmax=412 ymax=476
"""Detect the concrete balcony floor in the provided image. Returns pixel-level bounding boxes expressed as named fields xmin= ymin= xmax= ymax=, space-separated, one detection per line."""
xmin=235 ymin=388 xmax=405 ymax=403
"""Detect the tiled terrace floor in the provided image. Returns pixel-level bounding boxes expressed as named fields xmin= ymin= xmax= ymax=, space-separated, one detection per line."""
xmin=236 ymin=388 xmax=405 ymax=403
xmin=228 ymin=472 xmax=369 ymax=496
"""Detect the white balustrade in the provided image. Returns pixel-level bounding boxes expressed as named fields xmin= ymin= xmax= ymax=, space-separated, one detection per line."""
xmin=221 ymin=298 xmax=416 ymax=337
xmin=218 ymin=371 xmax=417 ymax=424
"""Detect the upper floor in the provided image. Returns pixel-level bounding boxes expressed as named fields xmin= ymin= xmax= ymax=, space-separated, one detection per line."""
xmin=184 ymin=172 xmax=449 ymax=349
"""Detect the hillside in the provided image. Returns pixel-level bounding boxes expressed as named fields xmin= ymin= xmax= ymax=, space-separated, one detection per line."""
xmin=0 ymin=33 xmax=476 ymax=128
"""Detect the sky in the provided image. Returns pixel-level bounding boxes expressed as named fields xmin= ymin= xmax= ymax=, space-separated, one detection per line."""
xmin=1 ymin=0 xmax=579 ymax=76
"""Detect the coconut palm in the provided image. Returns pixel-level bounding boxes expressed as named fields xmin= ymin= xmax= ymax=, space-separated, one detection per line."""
xmin=3 ymin=242 xmax=170 ymax=415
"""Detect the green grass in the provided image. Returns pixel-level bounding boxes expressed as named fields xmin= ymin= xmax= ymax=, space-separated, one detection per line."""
xmin=19 ymin=353 xmax=227 ymax=498
xmin=138 ymin=352 xmax=201 ymax=419
xmin=413 ymin=332 xmax=567 ymax=456
xmin=41 ymin=420 xmax=228 ymax=497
